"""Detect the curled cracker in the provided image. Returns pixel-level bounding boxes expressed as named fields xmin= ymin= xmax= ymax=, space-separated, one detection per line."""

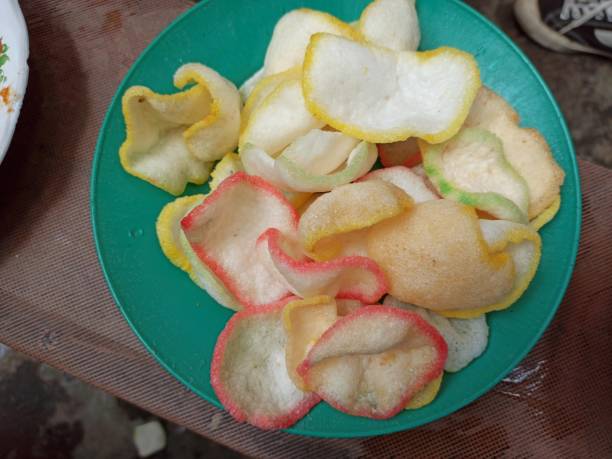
xmin=299 ymin=180 xmax=413 ymax=260
xmin=211 ymin=297 xmax=319 ymax=429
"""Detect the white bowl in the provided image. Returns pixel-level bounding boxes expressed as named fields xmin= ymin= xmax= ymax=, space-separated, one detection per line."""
xmin=0 ymin=0 xmax=29 ymax=166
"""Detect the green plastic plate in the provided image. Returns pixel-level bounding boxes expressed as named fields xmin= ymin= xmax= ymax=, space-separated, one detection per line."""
xmin=91 ymin=0 xmax=581 ymax=437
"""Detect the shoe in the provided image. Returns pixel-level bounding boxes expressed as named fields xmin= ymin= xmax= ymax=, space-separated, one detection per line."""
xmin=514 ymin=0 xmax=612 ymax=58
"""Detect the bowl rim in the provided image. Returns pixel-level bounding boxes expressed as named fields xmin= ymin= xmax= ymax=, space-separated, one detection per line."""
xmin=0 ymin=0 xmax=29 ymax=167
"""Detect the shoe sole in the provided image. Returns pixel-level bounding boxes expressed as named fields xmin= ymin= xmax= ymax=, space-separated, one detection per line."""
xmin=514 ymin=0 xmax=612 ymax=59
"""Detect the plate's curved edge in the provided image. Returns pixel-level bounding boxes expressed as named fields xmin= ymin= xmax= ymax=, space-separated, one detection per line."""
xmin=0 ymin=0 xmax=30 ymax=166
xmin=90 ymin=0 xmax=582 ymax=439
xmin=90 ymin=0 xmax=227 ymax=410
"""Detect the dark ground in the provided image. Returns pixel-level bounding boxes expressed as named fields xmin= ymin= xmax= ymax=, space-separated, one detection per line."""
xmin=1 ymin=0 xmax=610 ymax=458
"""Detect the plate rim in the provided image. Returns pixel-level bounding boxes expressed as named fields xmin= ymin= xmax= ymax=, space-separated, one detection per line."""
xmin=90 ymin=0 xmax=582 ymax=438
xmin=0 ymin=0 xmax=29 ymax=167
